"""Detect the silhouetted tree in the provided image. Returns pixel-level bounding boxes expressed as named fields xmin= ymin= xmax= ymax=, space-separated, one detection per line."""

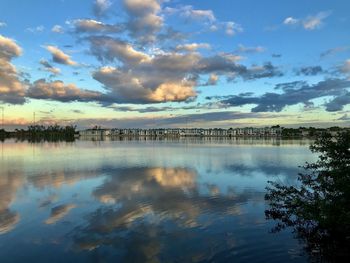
xmin=265 ymin=131 xmax=350 ymax=261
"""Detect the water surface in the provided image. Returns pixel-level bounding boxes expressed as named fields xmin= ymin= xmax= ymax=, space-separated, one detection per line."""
xmin=0 ymin=138 xmax=315 ymax=262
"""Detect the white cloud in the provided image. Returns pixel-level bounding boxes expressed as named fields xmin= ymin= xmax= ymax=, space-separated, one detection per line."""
xmin=303 ymin=11 xmax=331 ymax=30
xmin=165 ymin=5 xmax=216 ymax=23
xmin=283 ymin=17 xmax=299 ymax=25
xmin=51 ymin=25 xmax=64 ymax=33
xmin=225 ymin=21 xmax=243 ymax=36
xmin=26 ymin=25 xmax=45 ymax=33
xmin=0 ymin=22 xmax=7 ymax=27
xmin=175 ymin=43 xmax=211 ymax=52
xmin=283 ymin=11 xmax=331 ymax=30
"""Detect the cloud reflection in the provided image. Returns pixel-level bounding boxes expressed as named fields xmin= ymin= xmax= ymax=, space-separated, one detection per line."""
xmin=45 ymin=204 xmax=76 ymax=225
xmin=71 ymin=166 xmax=258 ymax=262
xmin=0 ymin=169 xmax=23 ymax=234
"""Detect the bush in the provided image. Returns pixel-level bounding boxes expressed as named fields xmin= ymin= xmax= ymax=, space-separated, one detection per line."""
xmin=265 ymin=131 xmax=350 ymax=261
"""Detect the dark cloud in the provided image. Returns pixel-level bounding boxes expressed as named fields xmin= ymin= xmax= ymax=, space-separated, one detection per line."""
xmin=320 ymin=46 xmax=350 ymax=58
xmin=45 ymin=204 xmax=76 ymax=224
xmin=27 ymin=79 xmax=102 ymax=103
xmin=73 ymin=111 xmax=288 ymax=129
xmin=272 ymin=53 xmax=282 ymax=58
xmin=296 ymin=66 xmax=323 ymax=76
xmin=157 ymin=27 xmax=188 ymax=42
xmin=72 ymin=109 xmax=84 ymax=114
xmin=217 ymin=79 xmax=350 ymax=112
xmin=39 ymin=59 xmax=60 ymax=75
xmin=197 ymin=57 xmax=282 ymax=80
xmin=242 ymin=62 xmax=283 ymax=80
xmin=337 ymin=113 xmax=350 ymax=121
xmin=109 ymin=101 xmax=226 ymax=113
xmin=46 ymin=46 xmax=77 ymax=66
xmin=325 ymin=91 xmax=350 ymax=112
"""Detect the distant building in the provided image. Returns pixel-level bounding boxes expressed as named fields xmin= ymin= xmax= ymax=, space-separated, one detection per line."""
xmin=79 ymin=126 xmax=283 ymax=138
xmin=80 ymin=128 xmax=110 ymax=137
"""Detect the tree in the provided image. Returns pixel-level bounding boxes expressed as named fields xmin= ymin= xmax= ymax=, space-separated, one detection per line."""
xmin=265 ymin=131 xmax=350 ymax=262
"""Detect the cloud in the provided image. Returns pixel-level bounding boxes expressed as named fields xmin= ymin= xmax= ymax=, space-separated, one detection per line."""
xmin=93 ymin=0 xmax=111 ymax=17
xmin=86 ymin=35 xmax=282 ymax=105
xmin=165 ymin=5 xmax=241 ymax=37
xmin=109 ymin=101 xmax=226 ymax=113
xmin=0 ymin=34 xmax=26 ymax=104
xmin=123 ymin=0 xmax=163 ymax=44
xmin=175 ymin=43 xmax=211 ymax=52
xmin=217 ymin=79 xmax=350 ymax=112
xmin=325 ymin=91 xmax=350 ymax=112
xmin=338 ymin=114 xmax=350 ymax=121
xmin=51 ymin=25 xmax=64 ymax=34
xmin=157 ymin=27 xmax=187 ymax=42
xmin=179 ymin=5 xmax=216 ymax=22
xmin=283 ymin=11 xmax=331 ymax=30
xmin=73 ymin=19 xmax=123 ymax=34
xmin=0 ymin=35 xmax=21 ymax=58
xmin=296 ymin=66 xmax=324 ymax=76
xmin=272 ymin=53 xmax=282 ymax=58
xmin=73 ymin=111 xmax=289 ymax=129
xmin=341 ymin=59 xmax=350 ymax=74
xmin=45 ymin=204 xmax=76 ymax=224
xmin=26 ymin=25 xmax=45 ymax=33
xmin=0 ymin=170 xmax=23 ymax=235
xmin=0 ymin=210 xmax=20 ymax=234
xmin=45 ymin=45 xmax=77 ymax=66
xmin=283 ymin=17 xmax=298 ymax=25
xmin=88 ymin=36 xmax=151 ymax=65
xmin=39 ymin=59 xmax=61 ymax=75
xmin=236 ymin=44 xmax=265 ymax=54
xmin=27 ymin=79 xmax=102 ymax=102
xmin=320 ymin=46 xmax=350 ymax=58
xmin=93 ymin=66 xmax=197 ymax=104
xmin=225 ymin=21 xmax=243 ymax=36
xmin=303 ymin=11 xmax=331 ymax=30
xmin=205 ymin=74 xmax=219 ymax=86
xmin=0 ymin=22 xmax=7 ymax=27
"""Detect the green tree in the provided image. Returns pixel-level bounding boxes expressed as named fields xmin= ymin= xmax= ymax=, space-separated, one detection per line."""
xmin=265 ymin=131 xmax=350 ymax=261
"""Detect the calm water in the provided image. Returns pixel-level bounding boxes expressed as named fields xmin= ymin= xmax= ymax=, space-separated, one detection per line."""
xmin=0 ymin=138 xmax=316 ymax=262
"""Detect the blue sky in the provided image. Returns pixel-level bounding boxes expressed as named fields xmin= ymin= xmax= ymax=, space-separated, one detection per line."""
xmin=0 ymin=0 xmax=350 ymax=129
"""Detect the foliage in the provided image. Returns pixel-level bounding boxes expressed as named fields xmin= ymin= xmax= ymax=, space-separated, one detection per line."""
xmin=265 ymin=131 xmax=350 ymax=261
xmin=10 ymin=125 xmax=77 ymax=142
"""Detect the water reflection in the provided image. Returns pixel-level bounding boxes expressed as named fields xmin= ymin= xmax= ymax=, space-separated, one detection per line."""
xmin=45 ymin=204 xmax=76 ymax=225
xmin=0 ymin=139 xmax=314 ymax=262
xmin=70 ymin=167 xmax=262 ymax=262
xmin=0 ymin=170 xmax=23 ymax=234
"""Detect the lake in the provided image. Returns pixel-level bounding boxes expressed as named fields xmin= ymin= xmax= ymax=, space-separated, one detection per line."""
xmin=0 ymin=138 xmax=316 ymax=262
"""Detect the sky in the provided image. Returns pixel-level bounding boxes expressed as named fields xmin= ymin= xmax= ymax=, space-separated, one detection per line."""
xmin=0 ymin=0 xmax=350 ymax=130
